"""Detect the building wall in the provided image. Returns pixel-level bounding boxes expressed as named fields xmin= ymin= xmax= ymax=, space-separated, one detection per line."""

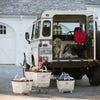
xmin=0 ymin=16 xmax=36 ymax=65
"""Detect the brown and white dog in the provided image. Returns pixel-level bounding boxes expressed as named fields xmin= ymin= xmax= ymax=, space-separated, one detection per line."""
xmin=63 ymin=44 xmax=72 ymax=58
xmin=53 ymin=38 xmax=62 ymax=58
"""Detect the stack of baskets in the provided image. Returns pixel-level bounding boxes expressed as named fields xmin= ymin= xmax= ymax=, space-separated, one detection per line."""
xmin=11 ymin=65 xmax=52 ymax=94
xmin=11 ymin=64 xmax=75 ymax=94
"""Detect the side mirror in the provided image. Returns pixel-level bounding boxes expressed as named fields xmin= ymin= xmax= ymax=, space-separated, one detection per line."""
xmin=25 ymin=32 xmax=30 ymax=44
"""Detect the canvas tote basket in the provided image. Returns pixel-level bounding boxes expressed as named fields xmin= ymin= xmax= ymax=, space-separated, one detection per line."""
xmin=57 ymin=79 xmax=75 ymax=93
xmin=25 ymin=66 xmax=51 ymax=87
xmin=74 ymin=27 xmax=86 ymax=44
xmin=57 ymin=73 xmax=75 ymax=93
xmin=11 ymin=80 xmax=33 ymax=94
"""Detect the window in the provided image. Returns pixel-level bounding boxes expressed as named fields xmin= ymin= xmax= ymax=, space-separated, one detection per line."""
xmin=0 ymin=25 xmax=6 ymax=35
xmin=35 ymin=21 xmax=41 ymax=39
xmin=88 ymin=16 xmax=94 ymax=38
xmin=25 ymin=32 xmax=29 ymax=40
xmin=53 ymin=22 xmax=80 ymax=35
xmin=42 ymin=21 xmax=51 ymax=37
xmin=95 ymin=21 xmax=97 ymax=32
xmin=31 ymin=24 xmax=35 ymax=40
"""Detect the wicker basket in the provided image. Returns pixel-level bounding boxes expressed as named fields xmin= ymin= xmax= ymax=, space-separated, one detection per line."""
xmin=25 ymin=66 xmax=51 ymax=87
xmin=11 ymin=80 xmax=33 ymax=94
xmin=57 ymin=78 xmax=75 ymax=93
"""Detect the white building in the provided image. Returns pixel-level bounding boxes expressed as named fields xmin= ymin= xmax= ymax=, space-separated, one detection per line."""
xmin=0 ymin=16 xmax=36 ymax=65
xmin=0 ymin=0 xmax=100 ymax=65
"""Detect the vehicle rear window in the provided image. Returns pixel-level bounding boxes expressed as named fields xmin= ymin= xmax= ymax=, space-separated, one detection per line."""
xmin=42 ymin=21 xmax=51 ymax=37
xmin=35 ymin=21 xmax=41 ymax=39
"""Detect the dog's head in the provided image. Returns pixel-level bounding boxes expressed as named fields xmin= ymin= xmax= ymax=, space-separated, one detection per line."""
xmin=65 ymin=47 xmax=71 ymax=53
xmin=53 ymin=38 xmax=62 ymax=48
xmin=64 ymin=44 xmax=72 ymax=54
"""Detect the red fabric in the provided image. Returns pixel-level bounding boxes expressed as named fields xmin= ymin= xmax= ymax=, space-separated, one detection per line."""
xmin=74 ymin=27 xmax=86 ymax=44
xmin=38 ymin=62 xmax=43 ymax=69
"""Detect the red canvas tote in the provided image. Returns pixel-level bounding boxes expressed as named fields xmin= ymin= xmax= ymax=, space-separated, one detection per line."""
xmin=74 ymin=27 xmax=86 ymax=44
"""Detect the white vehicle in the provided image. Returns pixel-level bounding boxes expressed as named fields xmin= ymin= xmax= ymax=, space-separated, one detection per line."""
xmin=23 ymin=10 xmax=100 ymax=86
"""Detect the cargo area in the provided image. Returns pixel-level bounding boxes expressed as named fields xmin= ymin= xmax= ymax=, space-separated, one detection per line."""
xmin=52 ymin=15 xmax=94 ymax=60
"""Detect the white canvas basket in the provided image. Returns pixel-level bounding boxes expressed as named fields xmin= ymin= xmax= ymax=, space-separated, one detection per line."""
xmin=57 ymin=78 xmax=75 ymax=93
xmin=25 ymin=66 xmax=51 ymax=87
xmin=11 ymin=80 xmax=33 ymax=94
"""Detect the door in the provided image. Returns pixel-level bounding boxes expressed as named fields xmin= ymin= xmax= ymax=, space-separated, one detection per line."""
xmin=87 ymin=15 xmax=94 ymax=59
xmin=0 ymin=24 xmax=16 ymax=64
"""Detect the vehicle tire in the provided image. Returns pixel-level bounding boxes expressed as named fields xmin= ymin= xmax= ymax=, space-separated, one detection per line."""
xmin=23 ymin=56 xmax=30 ymax=71
xmin=87 ymin=65 xmax=100 ymax=86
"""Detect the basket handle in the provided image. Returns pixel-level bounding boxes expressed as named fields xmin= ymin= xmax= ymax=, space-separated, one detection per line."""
xmin=78 ymin=27 xmax=84 ymax=33
xmin=42 ymin=65 xmax=47 ymax=72
xmin=14 ymin=74 xmax=20 ymax=80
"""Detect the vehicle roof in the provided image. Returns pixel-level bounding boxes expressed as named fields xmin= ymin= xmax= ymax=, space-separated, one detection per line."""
xmin=41 ymin=10 xmax=95 ymax=18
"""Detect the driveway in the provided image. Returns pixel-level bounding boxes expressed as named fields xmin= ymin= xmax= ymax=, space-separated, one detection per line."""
xmin=0 ymin=65 xmax=100 ymax=100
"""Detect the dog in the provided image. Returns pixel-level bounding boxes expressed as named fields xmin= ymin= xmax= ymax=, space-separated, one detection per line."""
xmin=53 ymin=38 xmax=62 ymax=58
xmin=63 ymin=44 xmax=72 ymax=58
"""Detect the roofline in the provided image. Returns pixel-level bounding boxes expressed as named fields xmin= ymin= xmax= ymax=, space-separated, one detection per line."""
xmin=86 ymin=3 xmax=100 ymax=5
xmin=86 ymin=5 xmax=100 ymax=7
xmin=0 ymin=15 xmax=37 ymax=19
